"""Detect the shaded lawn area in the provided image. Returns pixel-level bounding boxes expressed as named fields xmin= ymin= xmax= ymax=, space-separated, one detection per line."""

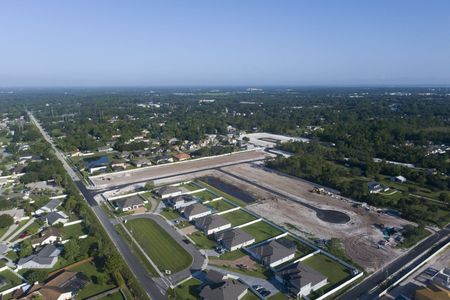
xmin=167 ymin=278 xmax=202 ymax=300
xmin=192 ymin=190 xmax=218 ymax=202
xmin=241 ymin=221 xmax=284 ymax=242
xmin=61 ymin=223 xmax=85 ymax=239
xmin=241 ymin=291 xmax=260 ymax=300
xmin=98 ymin=291 xmax=125 ymax=300
xmin=160 ymin=208 xmax=182 ymax=220
xmin=114 ymin=225 xmax=159 ymax=277
xmin=188 ymin=231 xmax=217 ymax=249
xmin=195 ymin=181 xmax=248 ymax=207
xmin=268 ymin=293 xmax=290 ymax=300
xmin=211 ymin=263 xmax=271 ymax=280
xmin=72 ymin=262 xmax=116 ymax=300
xmin=125 ymin=218 xmax=192 ymax=273
xmin=0 ymin=270 xmax=23 ymax=292
xmin=285 ymin=235 xmax=315 ymax=256
xmin=222 ymin=210 xmax=258 ymax=227
xmin=206 ymin=199 xmax=236 ymax=212
xmin=303 ymin=254 xmax=351 ymax=297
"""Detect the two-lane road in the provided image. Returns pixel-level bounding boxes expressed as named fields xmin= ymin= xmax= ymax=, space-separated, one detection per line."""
xmin=29 ymin=112 xmax=165 ymax=300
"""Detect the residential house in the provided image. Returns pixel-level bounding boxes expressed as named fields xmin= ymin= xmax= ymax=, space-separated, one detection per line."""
xmin=196 ymin=215 xmax=231 ymax=235
xmin=17 ymin=270 xmax=88 ymax=300
xmin=249 ymin=238 xmax=296 ymax=268
xmin=153 ymin=155 xmax=174 ymax=164
xmin=114 ymin=195 xmax=145 ymax=212
xmin=17 ymin=244 xmax=61 ymax=269
xmin=182 ymin=203 xmax=211 ymax=221
xmin=173 ymin=153 xmax=191 ymax=161
xmin=391 ymin=175 xmax=407 ymax=183
xmin=44 ymin=211 xmax=69 ymax=226
xmin=368 ymin=182 xmax=389 ymax=194
xmin=35 ymin=198 xmax=62 ymax=215
xmin=274 ymin=261 xmax=328 ymax=298
xmin=199 ymin=278 xmax=248 ymax=300
xmin=167 ymin=194 xmax=198 ymax=210
xmin=26 ymin=180 xmax=63 ymax=194
xmin=31 ymin=227 xmax=62 ymax=248
xmin=216 ymin=228 xmax=255 ymax=251
xmin=155 ymin=186 xmax=182 ymax=199
xmin=131 ymin=158 xmax=152 ymax=168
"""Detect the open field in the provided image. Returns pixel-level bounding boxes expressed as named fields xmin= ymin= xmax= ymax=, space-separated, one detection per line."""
xmin=221 ymin=209 xmax=258 ymax=226
xmin=240 ymin=221 xmax=284 ymax=242
xmin=125 ymin=218 xmax=193 ymax=273
xmin=220 ymin=163 xmax=412 ymax=272
xmin=90 ymin=150 xmax=268 ymax=188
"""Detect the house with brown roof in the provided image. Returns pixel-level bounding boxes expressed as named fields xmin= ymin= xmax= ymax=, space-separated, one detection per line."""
xmin=30 ymin=227 xmax=62 ymax=248
xmin=17 ymin=270 xmax=88 ymax=300
xmin=173 ymin=153 xmax=191 ymax=161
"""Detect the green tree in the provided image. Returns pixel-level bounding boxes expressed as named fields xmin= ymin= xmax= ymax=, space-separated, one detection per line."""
xmin=0 ymin=214 xmax=13 ymax=228
xmin=25 ymin=270 xmax=48 ymax=283
xmin=63 ymin=240 xmax=80 ymax=261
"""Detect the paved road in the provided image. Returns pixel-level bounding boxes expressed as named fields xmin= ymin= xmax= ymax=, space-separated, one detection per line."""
xmin=29 ymin=112 xmax=166 ymax=300
xmin=124 ymin=214 xmax=206 ymax=284
xmin=340 ymin=225 xmax=450 ymax=300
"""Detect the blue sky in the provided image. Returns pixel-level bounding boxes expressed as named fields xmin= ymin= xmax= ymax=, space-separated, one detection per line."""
xmin=1 ymin=1 xmax=449 ymax=86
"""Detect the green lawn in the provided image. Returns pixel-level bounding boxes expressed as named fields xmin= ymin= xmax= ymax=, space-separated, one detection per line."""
xmin=125 ymin=218 xmax=192 ymax=273
xmin=241 ymin=291 xmax=260 ymax=300
xmin=303 ymin=254 xmax=350 ymax=286
xmin=160 ymin=208 xmax=182 ymax=220
xmin=192 ymin=190 xmax=218 ymax=202
xmin=180 ymin=182 xmax=201 ymax=192
xmin=61 ymin=223 xmax=85 ymax=239
xmin=222 ymin=210 xmax=258 ymax=227
xmin=114 ymin=225 xmax=159 ymax=277
xmin=72 ymin=262 xmax=116 ymax=299
xmin=0 ymin=270 xmax=23 ymax=292
xmin=206 ymin=199 xmax=236 ymax=212
xmin=167 ymin=278 xmax=202 ymax=300
xmin=98 ymin=291 xmax=125 ymax=300
xmin=268 ymin=293 xmax=290 ymax=300
xmin=210 ymin=249 xmax=247 ymax=261
xmin=211 ymin=262 xmax=271 ymax=280
xmin=285 ymin=235 xmax=315 ymax=256
xmin=188 ymin=231 xmax=217 ymax=249
xmin=195 ymin=181 xmax=248 ymax=207
xmin=241 ymin=221 xmax=284 ymax=242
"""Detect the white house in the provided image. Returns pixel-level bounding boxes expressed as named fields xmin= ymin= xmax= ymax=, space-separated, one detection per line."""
xmin=30 ymin=227 xmax=62 ymax=248
xmin=249 ymin=239 xmax=296 ymax=268
xmin=195 ymin=215 xmax=231 ymax=235
xmin=155 ymin=186 xmax=182 ymax=199
xmin=182 ymin=203 xmax=211 ymax=221
xmin=44 ymin=211 xmax=69 ymax=226
xmin=17 ymin=244 xmax=61 ymax=269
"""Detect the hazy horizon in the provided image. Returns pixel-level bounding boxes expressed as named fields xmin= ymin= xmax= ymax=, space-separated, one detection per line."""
xmin=1 ymin=0 xmax=450 ymax=86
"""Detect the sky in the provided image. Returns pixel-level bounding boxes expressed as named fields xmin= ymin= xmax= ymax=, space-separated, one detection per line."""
xmin=1 ymin=0 xmax=450 ymax=87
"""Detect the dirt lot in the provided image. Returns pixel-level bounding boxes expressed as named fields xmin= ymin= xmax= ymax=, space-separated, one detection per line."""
xmin=90 ymin=150 xmax=268 ymax=188
xmin=217 ymin=163 xmax=413 ymax=272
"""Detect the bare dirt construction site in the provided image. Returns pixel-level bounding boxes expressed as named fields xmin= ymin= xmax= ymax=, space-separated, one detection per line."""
xmin=215 ymin=163 xmax=413 ymax=272
xmin=89 ymin=150 xmax=268 ymax=188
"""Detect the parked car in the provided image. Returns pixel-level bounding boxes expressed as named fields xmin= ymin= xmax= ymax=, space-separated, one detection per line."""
xmin=260 ymin=290 xmax=271 ymax=297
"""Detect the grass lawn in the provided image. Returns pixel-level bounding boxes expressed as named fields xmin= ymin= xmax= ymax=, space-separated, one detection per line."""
xmin=241 ymin=291 xmax=260 ymax=300
xmin=192 ymin=190 xmax=218 ymax=202
xmin=180 ymin=182 xmax=201 ymax=192
xmin=72 ymin=262 xmax=116 ymax=299
xmin=195 ymin=181 xmax=248 ymax=207
xmin=167 ymin=278 xmax=202 ymax=300
xmin=160 ymin=208 xmax=182 ymax=220
xmin=188 ymin=231 xmax=217 ymax=249
xmin=0 ymin=270 xmax=23 ymax=292
xmin=61 ymin=223 xmax=85 ymax=239
xmin=210 ymin=249 xmax=247 ymax=261
xmin=206 ymin=199 xmax=236 ymax=212
xmin=114 ymin=225 xmax=159 ymax=277
xmin=212 ymin=262 xmax=271 ymax=280
xmin=98 ymin=291 xmax=125 ymax=300
xmin=222 ymin=210 xmax=258 ymax=227
xmin=241 ymin=221 xmax=284 ymax=242
xmin=268 ymin=293 xmax=290 ymax=300
xmin=125 ymin=218 xmax=192 ymax=273
xmin=285 ymin=235 xmax=315 ymax=256
xmin=303 ymin=254 xmax=350 ymax=286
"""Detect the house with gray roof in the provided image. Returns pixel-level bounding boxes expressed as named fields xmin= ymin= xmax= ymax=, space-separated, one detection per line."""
xmin=44 ymin=211 xmax=69 ymax=226
xmin=168 ymin=194 xmax=198 ymax=210
xmin=215 ymin=228 xmax=255 ymax=251
xmin=196 ymin=214 xmax=231 ymax=235
xmin=274 ymin=261 xmax=328 ymax=298
xmin=199 ymin=278 xmax=248 ymax=300
xmin=114 ymin=195 xmax=145 ymax=212
xmin=249 ymin=238 xmax=296 ymax=268
xmin=155 ymin=186 xmax=182 ymax=199
xmin=17 ymin=244 xmax=61 ymax=269
xmin=35 ymin=198 xmax=62 ymax=215
xmin=182 ymin=203 xmax=211 ymax=221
